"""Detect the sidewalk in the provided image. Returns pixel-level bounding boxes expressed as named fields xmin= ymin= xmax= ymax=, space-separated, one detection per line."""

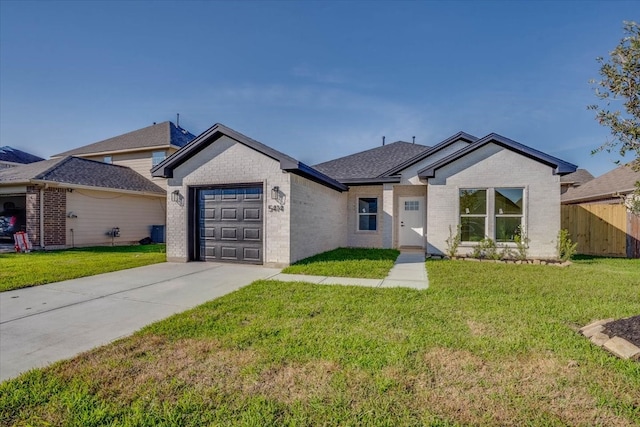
xmin=270 ymin=250 xmax=428 ymax=289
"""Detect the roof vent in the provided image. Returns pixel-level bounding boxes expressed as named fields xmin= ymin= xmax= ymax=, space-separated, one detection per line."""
xmin=412 ymin=136 xmax=415 ymax=144
xmin=382 ymin=136 xmax=385 ymax=146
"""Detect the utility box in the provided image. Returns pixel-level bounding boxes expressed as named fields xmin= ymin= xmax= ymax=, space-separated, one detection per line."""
xmin=151 ymin=225 xmax=165 ymax=243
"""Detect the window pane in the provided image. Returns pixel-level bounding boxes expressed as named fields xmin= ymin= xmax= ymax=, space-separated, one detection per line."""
xmin=496 ymin=217 xmax=522 ymax=242
xmin=405 ymin=200 xmax=419 ymax=211
xmin=461 ymin=217 xmax=485 ymax=241
xmin=495 ymin=188 xmax=523 ymax=215
xmin=460 ymin=189 xmax=486 ymax=215
xmin=359 ymin=214 xmax=377 ymax=231
xmin=358 ymin=198 xmax=377 ymax=214
xmin=152 ymin=151 xmax=166 ymax=166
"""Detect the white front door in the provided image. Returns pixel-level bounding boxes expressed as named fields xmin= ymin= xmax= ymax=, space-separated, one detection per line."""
xmin=398 ymin=197 xmax=424 ymax=247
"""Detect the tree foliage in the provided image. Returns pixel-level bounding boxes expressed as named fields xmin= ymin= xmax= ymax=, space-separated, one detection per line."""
xmin=589 ymin=21 xmax=640 ymax=171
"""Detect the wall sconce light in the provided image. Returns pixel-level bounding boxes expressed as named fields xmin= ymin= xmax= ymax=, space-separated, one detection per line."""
xmin=171 ymin=190 xmax=181 ymax=203
xmin=271 ymin=186 xmax=280 ymax=200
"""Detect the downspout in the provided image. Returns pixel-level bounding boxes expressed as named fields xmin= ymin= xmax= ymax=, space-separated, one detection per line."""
xmin=40 ymin=186 xmax=45 ymax=249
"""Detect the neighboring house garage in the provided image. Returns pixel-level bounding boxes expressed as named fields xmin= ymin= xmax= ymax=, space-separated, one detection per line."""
xmin=0 ymin=156 xmax=166 ymax=249
xmin=153 ymin=123 xmax=577 ymax=265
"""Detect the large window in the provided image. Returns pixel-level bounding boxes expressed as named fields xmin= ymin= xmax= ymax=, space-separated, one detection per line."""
xmin=495 ymin=188 xmax=523 ymax=242
xmin=459 ymin=189 xmax=486 ymax=241
xmin=152 ymin=150 xmax=166 ymax=167
xmin=358 ymin=197 xmax=378 ymax=231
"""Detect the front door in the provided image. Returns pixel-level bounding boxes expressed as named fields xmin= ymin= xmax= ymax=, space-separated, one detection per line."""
xmin=398 ymin=197 xmax=424 ymax=248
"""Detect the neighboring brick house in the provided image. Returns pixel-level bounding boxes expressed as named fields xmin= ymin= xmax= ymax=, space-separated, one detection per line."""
xmin=0 ymin=156 xmax=165 ymax=248
xmin=152 ymin=123 xmax=577 ymax=266
xmin=0 ymin=146 xmax=44 ymax=169
xmin=562 ymin=164 xmax=640 ymax=205
xmin=51 ymin=121 xmax=196 ymax=189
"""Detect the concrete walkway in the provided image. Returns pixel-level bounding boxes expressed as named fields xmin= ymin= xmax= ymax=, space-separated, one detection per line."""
xmin=0 ymin=262 xmax=280 ymax=382
xmin=270 ymin=250 xmax=428 ymax=289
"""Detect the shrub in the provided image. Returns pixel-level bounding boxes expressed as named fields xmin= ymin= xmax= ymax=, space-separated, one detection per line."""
xmin=472 ymin=238 xmax=502 ymax=260
xmin=513 ymin=234 xmax=530 ymax=261
xmin=445 ymin=225 xmax=461 ymax=257
xmin=557 ymin=229 xmax=578 ymax=261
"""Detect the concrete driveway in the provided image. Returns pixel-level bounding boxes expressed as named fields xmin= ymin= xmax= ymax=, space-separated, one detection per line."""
xmin=0 ymin=262 xmax=280 ymax=382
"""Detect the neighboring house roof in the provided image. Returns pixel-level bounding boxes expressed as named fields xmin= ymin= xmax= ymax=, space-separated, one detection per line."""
xmin=52 ymin=121 xmax=196 ymax=157
xmin=152 ymin=123 xmax=348 ymax=192
xmin=313 ymin=141 xmax=430 ymax=182
xmin=561 ymin=168 xmax=595 ymax=185
xmin=561 ymin=164 xmax=640 ymax=204
xmin=0 ymin=146 xmax=44 ymax=164
xmin=0 ymin=156 xmax=165 ymax=195
xmin=418 ymin=133 xmax=578 ymax=178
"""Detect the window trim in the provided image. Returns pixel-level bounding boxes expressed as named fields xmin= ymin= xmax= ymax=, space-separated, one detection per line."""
xmin=494 ymin=187 xmax=524 ymax=243
xmin=357 ymin=196 xmax=378 ymax=232
xmin=459 ymin=188 xmax=487 ymax=242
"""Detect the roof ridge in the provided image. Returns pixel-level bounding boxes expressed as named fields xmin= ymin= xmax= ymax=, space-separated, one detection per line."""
xmin=33 ymin=156 xmax=72 ymax=180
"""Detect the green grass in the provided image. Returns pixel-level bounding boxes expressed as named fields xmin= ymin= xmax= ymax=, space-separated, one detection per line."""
xmin=281 ymin=247 xmax=400 ymax=278
xmin=1 ymin=258 xmax=639 ymax=426
xmin=0 ymin=244 xmax=166 ymax=292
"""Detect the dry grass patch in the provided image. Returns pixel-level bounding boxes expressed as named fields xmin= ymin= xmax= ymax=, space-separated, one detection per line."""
xmin=414 ymin=347 xmax=632 ymax=426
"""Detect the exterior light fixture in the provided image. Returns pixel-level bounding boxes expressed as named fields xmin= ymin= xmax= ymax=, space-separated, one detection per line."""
xmin=171 ymin=190 xmax=181 ymax=203
xmin=271 ymin=186 xmax=280 ymax=200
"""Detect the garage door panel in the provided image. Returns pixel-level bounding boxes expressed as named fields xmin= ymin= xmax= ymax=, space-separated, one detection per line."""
xmin=197 ymin=186 xmax=263 ymax=264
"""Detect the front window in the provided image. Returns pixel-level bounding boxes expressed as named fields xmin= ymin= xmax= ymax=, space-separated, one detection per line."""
xmin=460 ymin=189 xmax=486 ymax=241
xmin=152 ymin=151 xmax=166 ymax=167
xmin=495 ymin=188 xmax=523 ymax=242
xmin=358 ymin=197 xmax=378 ymax=231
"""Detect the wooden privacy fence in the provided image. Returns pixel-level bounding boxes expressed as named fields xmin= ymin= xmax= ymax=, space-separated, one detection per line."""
xmin=561 ymin=204 xmax=640 ymax=258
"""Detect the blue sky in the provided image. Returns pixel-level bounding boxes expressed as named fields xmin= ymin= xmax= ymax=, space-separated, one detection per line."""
xmin=0 ymin=1 xmax=637 ymax=176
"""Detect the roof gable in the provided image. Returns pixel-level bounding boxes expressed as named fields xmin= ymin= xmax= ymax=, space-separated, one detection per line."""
xmin=52 ymin=121 xmax=196 ymax=157
xmin=0 ymin=146 xmax=44 ymax=164
xmin=562 ymin=164 xmax=640 ymax=203
xmin=418 ymin=133 xmax=577 ymax=178
xmin=0 ymin=156 xmax=164 ymax=195
xmin=312 ymin=141 xmax=430 ymax=182
xmin=152 ymin=123 xmax=347 ymax=192
xmin=381 ymin=131 xmax=478 ymax=177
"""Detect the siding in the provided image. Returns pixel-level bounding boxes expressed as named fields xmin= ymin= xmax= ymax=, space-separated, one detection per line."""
xmin=289 ymin=174 xmax=347 ymax=262
xmin=166 ymin=136 xmax=291 ymax=266
xmin=426 ymin=143 xmax=560 ymax=259
xmin=66 ymin=189 xmax=166 ymax=247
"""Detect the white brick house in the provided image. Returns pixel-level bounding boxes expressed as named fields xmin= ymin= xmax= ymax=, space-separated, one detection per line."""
xmin=152 ymin=124 xmax=577 ymax=266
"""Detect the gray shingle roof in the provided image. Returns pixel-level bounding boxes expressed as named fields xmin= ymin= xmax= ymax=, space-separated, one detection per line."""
xmin=313 ymin=141 xmax=430 ymax=181
xmin=52 ymin=121 xmax=196 ymax=157
xmin=0 ymin=156 xmax=165 ymax=195
xmin=562 ymin=164 xmax=640 ymax=203
xmin=560 ymin=168 xmax=595 ymax=185
xmin=0 ymin=146 xmax=44 ymax=164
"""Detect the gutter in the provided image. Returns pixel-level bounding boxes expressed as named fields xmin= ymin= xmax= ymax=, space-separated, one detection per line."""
xmin=29 ymin=179 xmax=166 ymax=198
xmin=561 ymin=189 xmax=635 ymax=204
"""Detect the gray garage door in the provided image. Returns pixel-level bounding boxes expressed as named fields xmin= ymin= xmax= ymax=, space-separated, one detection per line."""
xmin=197 ymin=186 xmax=263 ymax=264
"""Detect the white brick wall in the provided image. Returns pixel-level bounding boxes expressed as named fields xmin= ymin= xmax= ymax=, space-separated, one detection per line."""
xmin=289 ymin=174 xmax=347 ymax=262
xmin=399 ymin=140 xmax=470 ymax=185
xmin=165 ymin=136 xmax=291 ymax=265
xmin=346 ymin=185 xmax=384 ymax=247
xmin=426 ymin=143 xmax=560 ymax=258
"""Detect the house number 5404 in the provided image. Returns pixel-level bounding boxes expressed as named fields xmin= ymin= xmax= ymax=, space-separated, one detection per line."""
xmin=268 ymin=205 xmax=284 ymax=212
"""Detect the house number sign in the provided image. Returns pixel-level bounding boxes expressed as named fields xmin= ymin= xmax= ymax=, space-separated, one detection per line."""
xmin=268 ymin=205 xmax=284 ymax=212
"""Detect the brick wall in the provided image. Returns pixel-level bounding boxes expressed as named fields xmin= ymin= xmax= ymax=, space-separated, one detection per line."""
xmin=25 ymin=186 xmax=67 ymax=248
xmin=26 ymin=186 xmax=40 ymax=246
xmin=426 ymin=143 xmax=560 ymax=259
xmin=166 ymin=136 xmax=291 ymax=265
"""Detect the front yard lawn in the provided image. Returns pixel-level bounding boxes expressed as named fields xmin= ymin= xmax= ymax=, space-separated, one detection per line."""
xmin=1 ymin=258 xmax=639 ymax=426
xmin=281 ymin=247 xmax=400 ymax=278
xmin=0 ymin=244 xmax=166 ymax=292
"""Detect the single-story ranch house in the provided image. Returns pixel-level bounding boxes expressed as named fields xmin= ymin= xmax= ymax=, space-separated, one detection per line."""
xmin=152 ymin=123 xmax=577 ymax=266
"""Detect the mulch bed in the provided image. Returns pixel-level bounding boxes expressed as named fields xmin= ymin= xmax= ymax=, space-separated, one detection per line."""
xmin=603 ymin=315 xmax=640 ymax=348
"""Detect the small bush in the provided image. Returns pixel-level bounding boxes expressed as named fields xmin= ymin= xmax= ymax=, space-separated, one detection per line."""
xmin=513 ymin=234 xmax=529 ymax=261
xmin=557 ymin=229 xmax=578 ymax=261
xmin=471 ymin=238 xmax=501 ymax=260
xmin=445 ymin=225 xmax=461 ymax=257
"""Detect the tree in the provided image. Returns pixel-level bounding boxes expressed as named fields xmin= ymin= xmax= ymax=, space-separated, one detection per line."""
xmin=588 ymin=21 xmax=640 ymax=171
